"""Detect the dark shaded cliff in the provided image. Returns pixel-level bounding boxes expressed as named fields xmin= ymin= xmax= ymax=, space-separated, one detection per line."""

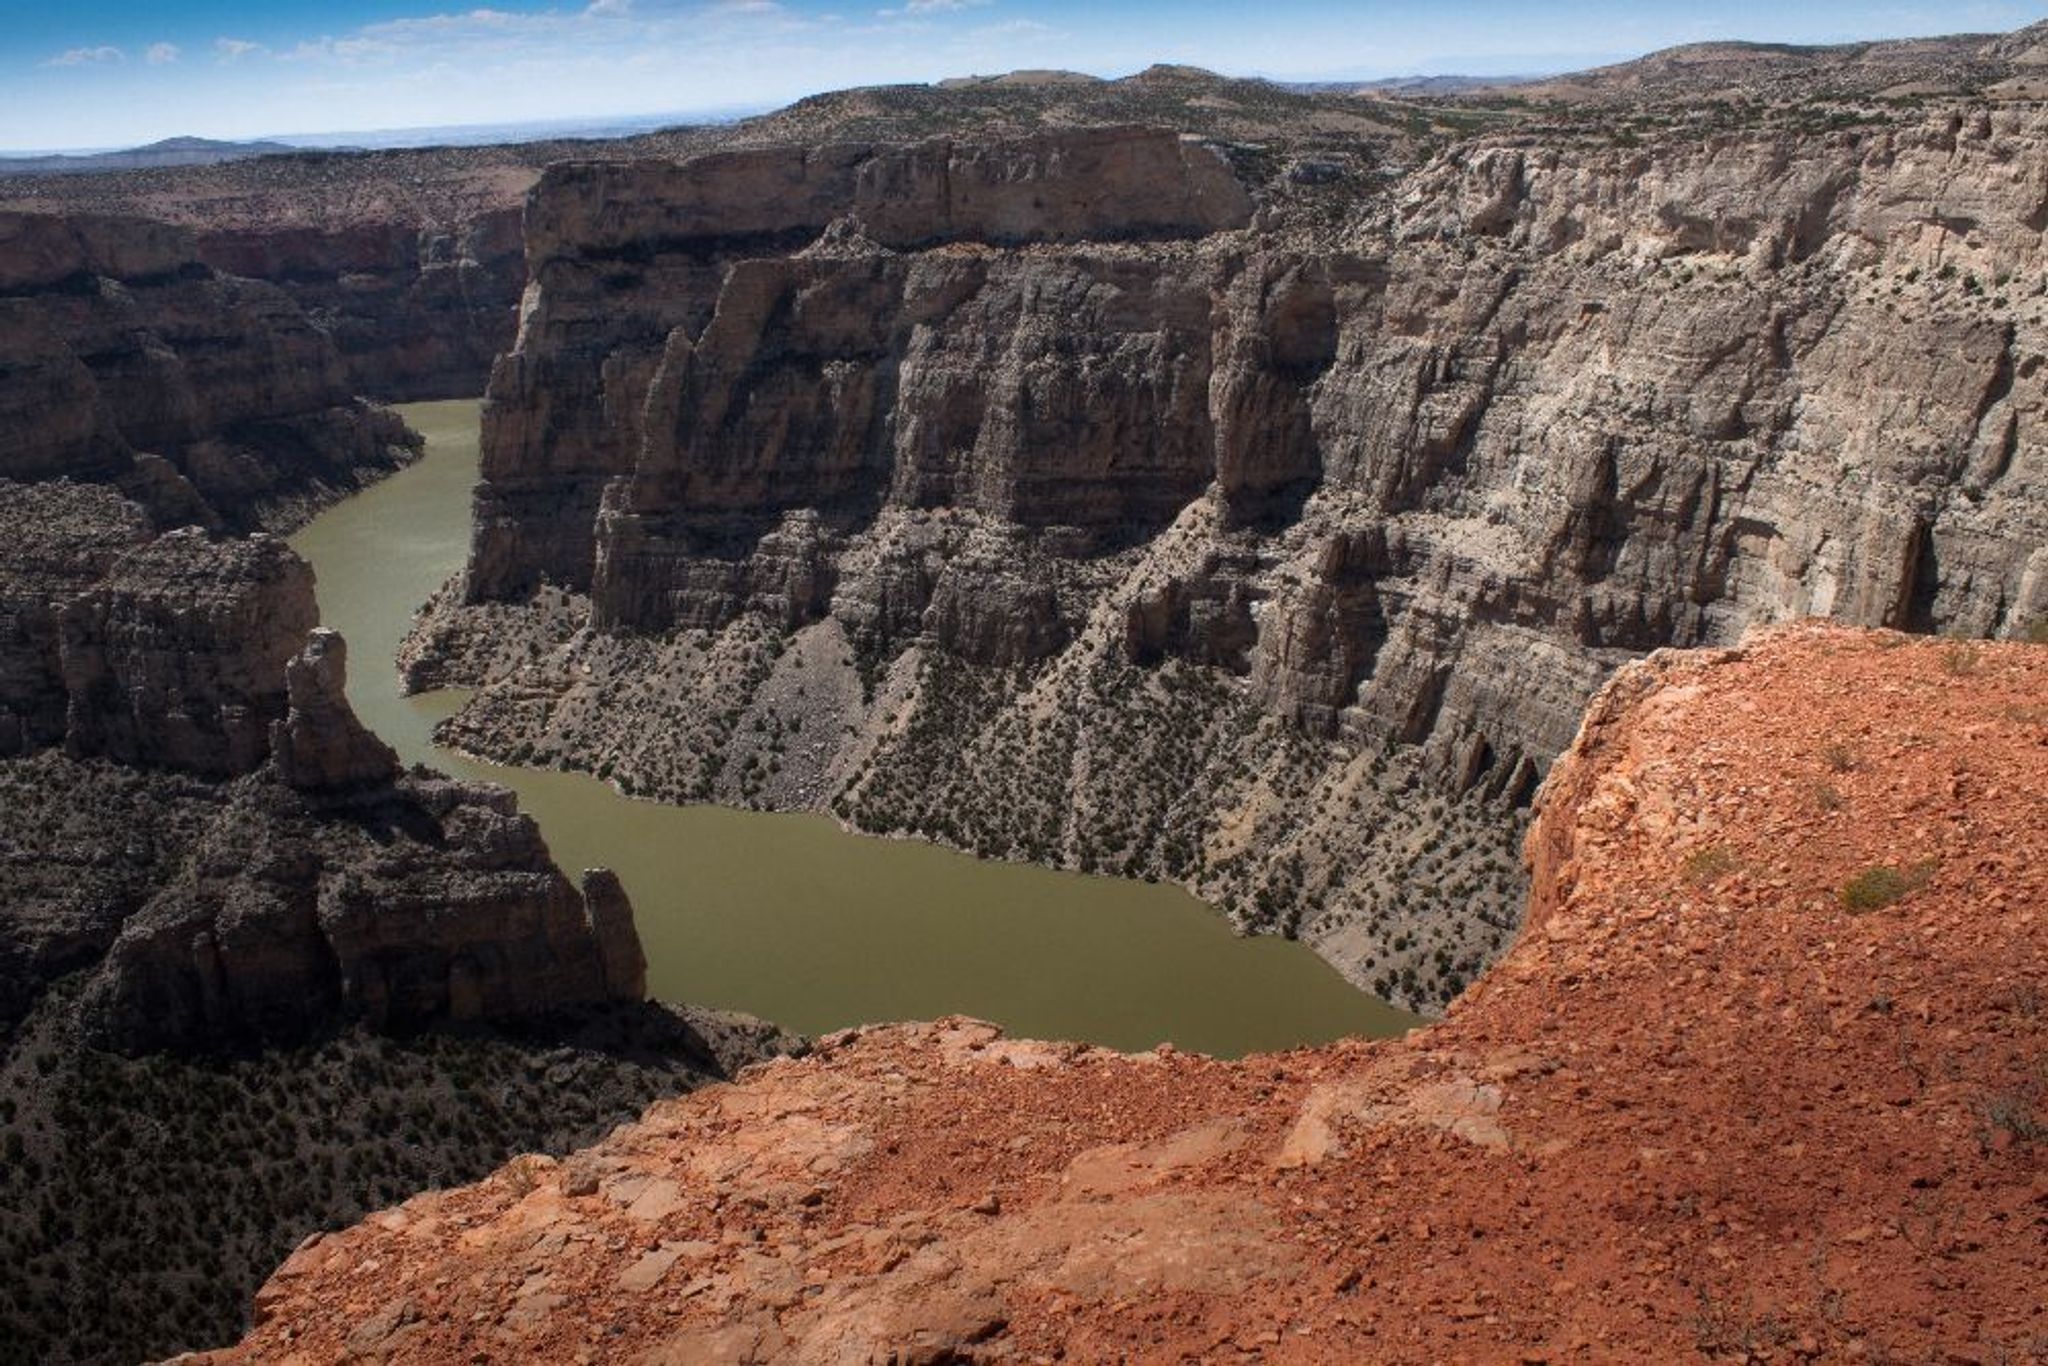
xmin=0 ymin=209 xmax=798 ymax=1366
xmin=0 ymin=210 xmax=420 ymax=531
xmin=193 ymin=208 xmax=527 ymax=401
xmin=411 ymin=114 xmax=2045 ymax=1011
xmin=0 ymin=478 xmax=646 ymax=1052
xmin=0 ymin=209 xmax=635 ymax=1055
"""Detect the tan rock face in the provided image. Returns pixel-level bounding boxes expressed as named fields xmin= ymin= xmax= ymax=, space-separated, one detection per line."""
xmin=423 ymin=111 xmax=2045 ymax=1009
xmin=523 ymin=128 xmax=1253 ymax=269
xmin=194 ymin=206 xmax=528 ymax=401
xmin=269 ymin=628 xmax=401 ymax=793
xmin=209 ymin=624 xmax=2048 ymax=1364
xmin=0 ymin=208 xmax=419 ymax=532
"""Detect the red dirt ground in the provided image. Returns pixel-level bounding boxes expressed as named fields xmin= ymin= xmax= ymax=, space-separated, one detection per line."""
xmin=199 ymin=623 xmax=2047 ymax=1364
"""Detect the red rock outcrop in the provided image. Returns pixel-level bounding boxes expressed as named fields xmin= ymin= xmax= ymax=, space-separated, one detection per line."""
xmin=207 ymin=623 xmax=2048 ymax=1363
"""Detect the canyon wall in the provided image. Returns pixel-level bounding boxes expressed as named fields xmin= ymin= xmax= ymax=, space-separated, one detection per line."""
xmin=0 ymin=207 xmax=804 ymax=1363
xmin=0 ymin=208 xmax=654 ymax=1050
xmin=0 ymin=210 xmax=422 ymax=532
xmin=0 ymin=486 xmax=311 ymax=774
xmin=410 ymin=114 xmax=2046 ymax=1010
xmin=194 ymin=205 xmax=527 ymax=401
xmin=0 ymin=482 xmax=647 ymax=1051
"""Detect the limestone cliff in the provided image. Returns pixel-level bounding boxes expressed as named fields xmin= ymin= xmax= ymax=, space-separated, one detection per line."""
xmin=193 ymin=207 xmax=527 ymax=401
xmin=0 ymin=481 xmax=310 ymax=773
xmin=76 ymin=755 xmax=650 ymax=1054
xmin=207 ymin=624 xmax=2048 ymax=1363
xmin=409 ymin=112 xmax=2046 ymax=1010
xmin=0 ymin=210 xmax=418 ymax=532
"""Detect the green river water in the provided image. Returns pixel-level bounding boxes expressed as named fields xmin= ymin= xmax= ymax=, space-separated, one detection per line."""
xmin=289 ymin=399 xmax=1417 ymax=1056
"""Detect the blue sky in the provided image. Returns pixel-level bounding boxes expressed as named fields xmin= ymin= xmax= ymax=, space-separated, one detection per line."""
xmin=3 ymin=0 xmax=2043 ymax=151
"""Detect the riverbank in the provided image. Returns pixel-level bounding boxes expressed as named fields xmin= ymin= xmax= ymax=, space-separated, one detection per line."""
xmin=291 ymin=400 xmax=1415 ymax=1057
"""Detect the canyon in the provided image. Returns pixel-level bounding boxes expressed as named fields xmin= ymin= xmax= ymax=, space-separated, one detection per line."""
xmin=0 ymin=208 xmax=793 ymax=1364
xmin=207 ymin=623 xmax=2048 ymax=1363
xmin=0 ymin=63 xmax=1454 ymax=404
xmin=0 ymin=23 xmax=2041 ymax=1364
xmin=0 ymin=210 xmax=643 ymax=1048
xmin=0 ymin=210 xmax=418 ymax=531
xmin=404 ymin=110 xmax=2045 ymax=1011
xmin=294 ymin=400 xmax=1411 ymax=1055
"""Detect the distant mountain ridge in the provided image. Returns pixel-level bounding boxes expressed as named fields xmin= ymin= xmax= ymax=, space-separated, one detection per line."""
xmin=1500 ymin=18 xmax=2048 ymax=102
xmin=0 ymin=135 xmax=299 ymax=175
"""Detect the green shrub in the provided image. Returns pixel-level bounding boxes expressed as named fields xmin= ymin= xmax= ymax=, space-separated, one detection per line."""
xmin=1838 ymin=861 xmax=1935 ymax=912
xmin=1682 ymin=845 xmax=1739 ymax=885
xmin=1940 ymin=643 xmax=1982 ymax=676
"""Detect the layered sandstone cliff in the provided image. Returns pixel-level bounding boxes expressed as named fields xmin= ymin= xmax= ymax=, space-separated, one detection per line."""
xmin=0 ymin=148 xmax=543 ymax=401
xmin=0 ymin=210 xmax=418 ymax=531
xmin=211 ymin=624 xmax=2048 ymax=1363
xmin=193 ymin=207 xmax=527 ymax=401
xmin=0 ymin=481 xmax=651 ymax=1052
xmin=0 ymin=199 xmax=797 ymax=1366
xmin=0 ymin=61 xmax=1462 ymax=409
xmin=0 ymin=481 xmax=313 ymax=773
xmin=408 ymin=112 xmax=2046 ymax=1010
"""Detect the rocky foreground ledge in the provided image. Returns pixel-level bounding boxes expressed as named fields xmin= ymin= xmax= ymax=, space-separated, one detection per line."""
xmin=206 ymin=622 xmax=2045 ymax=1363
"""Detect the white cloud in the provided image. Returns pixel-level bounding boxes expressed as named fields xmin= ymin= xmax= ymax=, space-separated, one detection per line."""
xmin=709 ymin=0 xmax=783 ymax=13
xmin=360 ymin=7 xmax=526 ymax=38
xmin=282 ymin=36 xmax=403 ymax=64
xmin=586 ymin=0 xmax=633 ymax=13
xmin=45 ymin=46 xmax=125 ymax=67
xmin=873 ymin=0 xmax=989 ymax=20
xmin=146 ymin=43 xmax=182 ymax=65
xmin=980 ymin=18 xmax=1052 ymax=36
xmin=215 ymin=38 xmax=266 ymax=61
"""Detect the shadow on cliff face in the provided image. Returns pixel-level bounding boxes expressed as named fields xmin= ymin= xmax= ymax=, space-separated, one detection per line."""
xmin=0 ymin=353 xmax=807 ymax=1360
